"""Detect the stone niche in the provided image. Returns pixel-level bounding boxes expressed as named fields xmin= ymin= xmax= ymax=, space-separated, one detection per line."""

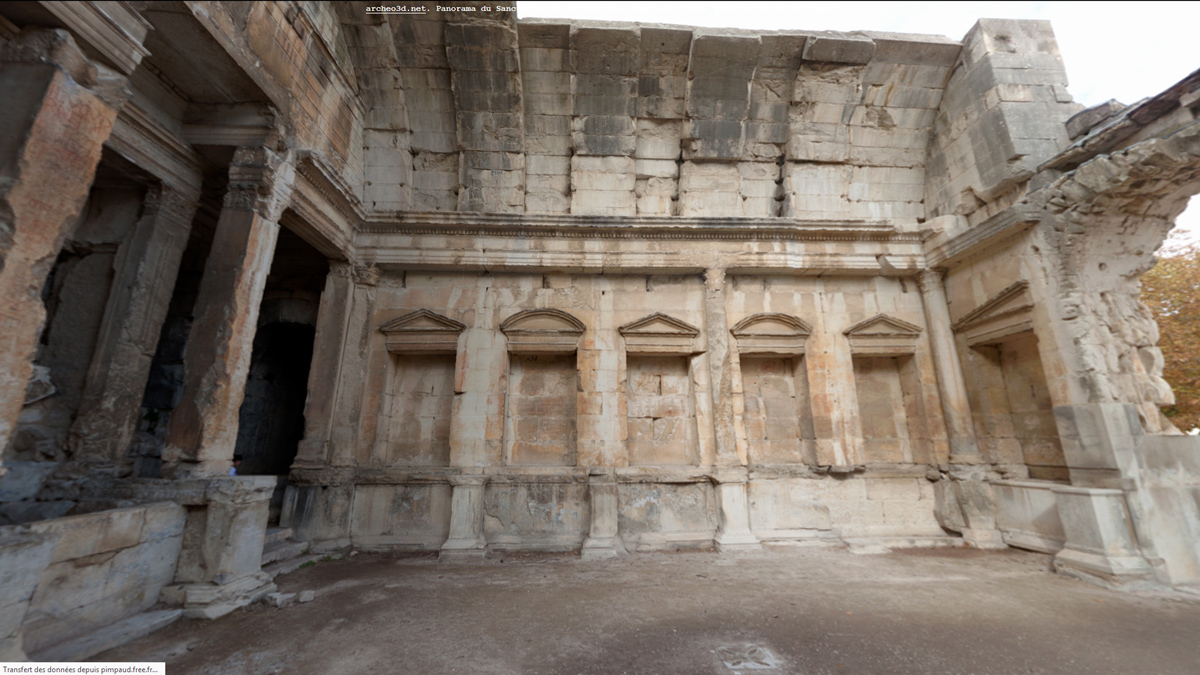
xmin=732 ymin=314 xmax=817 ymax=466
xmin=619 ymin=314 xmax=703 ymax=466
xmin=845 ymin=314 xmax=934 ymax=464
xmin=377 ymin=310 xmax=466 ymax=467
xmin=954 ymin=282 xmax=1066 ymax=480
xmin=500 ymin=309 xmax=586 ymax=466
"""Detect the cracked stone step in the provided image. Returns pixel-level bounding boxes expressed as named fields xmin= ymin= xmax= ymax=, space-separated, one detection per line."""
xmin=263 ymin=552 xmax=347 ymax=580
xmin=261 ymin=538 xmax=309 ymax=566
xmin=265 ymin=526 xmax=294 ymax=546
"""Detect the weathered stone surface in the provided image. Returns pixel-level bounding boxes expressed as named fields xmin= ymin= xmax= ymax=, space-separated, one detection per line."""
xmin=3 ymin=10 xmax=1200 ymax=664
xmin=0 ymin=28 xmax=126 ymax=459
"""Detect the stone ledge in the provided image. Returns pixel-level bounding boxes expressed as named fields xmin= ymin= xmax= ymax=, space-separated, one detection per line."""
xmin=28 ymin=609 xmax=180 ymax=662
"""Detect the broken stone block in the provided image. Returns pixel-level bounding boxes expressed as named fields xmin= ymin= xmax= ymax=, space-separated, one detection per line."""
xmin=298 ymin=590 xmax=314 ymax=603
xmin=0 ymin=462 xmax=60 ymax=502
xmin=1065 ymin=99 xmax=1126 ymax=140
xmin=266 ymin=592 xmax=296 ymax=608
xmin=22 ymin=365 xmax=55 ymax=406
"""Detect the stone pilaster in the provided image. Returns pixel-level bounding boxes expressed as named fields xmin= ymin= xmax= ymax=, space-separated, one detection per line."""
xmin=580 ymin=469 xmax=624 ymax=560
xmin=711 ymin=467 xmax=761 ymax=552
xmin=69 ymin=184 xmax=199 ymax=463
xmin=576 ymin=282 xmax=625 ymax=467
xmin=440 ymin=474 xmax=488 ymax=561
xmin=704 ymin=268 xmax=739 ymax=466
xmin=0 ymin=28 xmax=128 ymax=463
xmin=161 ymin=145 xmax=295 ymax=478
xmin=448 ymin=327 xmax=508 ymax=467
xmin=330 ymin=264 xmax=380 ymax=468
xmin=806 ymin=306 xmax=865 ymax=469
xmin=705 ymin=268 xmax=762 ymax=552
xmin=294 ymin=262 xmax=356 ymax=468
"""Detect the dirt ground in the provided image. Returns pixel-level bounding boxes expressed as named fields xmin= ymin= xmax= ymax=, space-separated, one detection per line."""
xmin=101 ymin=546 xmax=1200 ymax=674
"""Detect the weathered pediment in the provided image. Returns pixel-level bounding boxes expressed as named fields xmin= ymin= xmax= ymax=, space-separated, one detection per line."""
xmin=731 ymin=313 xmax=812 ymax=355
xmin=952 ymin=281 xmax=1035 ymax=346
xmin=500 ymin=309 xmax=585 ymax=353
xmin=379 ymin=309 xmax=466 ymax=354
xmin=844 ymin=314 xmax=922 ymax=355
xmin=619 ymin=312 xmax=701 ymax=353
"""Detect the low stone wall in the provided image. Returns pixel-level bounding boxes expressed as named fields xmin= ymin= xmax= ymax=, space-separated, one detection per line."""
xmin=992 ymin=480 xmax=1066 ymax=554
xmin=18 ymin=502 xmax=185 ymax=656
xmin=288 ymin=471 xmax=947 ymax=553
xmin=751 ymin=475 xmax=943 ymax=541
xmin=1133 ymin=435 xmax=1200 ymax=585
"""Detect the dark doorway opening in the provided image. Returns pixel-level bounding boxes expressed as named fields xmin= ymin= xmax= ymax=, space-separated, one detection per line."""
xmin=234 ymin=224 xmax=329 ymax=522
xmin=234 ymin=322 xmax=316 ymax=476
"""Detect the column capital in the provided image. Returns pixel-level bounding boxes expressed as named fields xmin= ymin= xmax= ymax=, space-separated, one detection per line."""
xmin=223 ymin=145 xmax=296 ymax=221
xmin=915 ymin=268 xmax=945 ymax=294
xmin=147 ymin=183 xmax=200 ymax=225
xmin=2 ymin=27 xmax=130 ymax=107
xmin=704 ymin=267 xmax=726 ymax=293
xmin=328 ymin=260 xmax=355 ymax=279
xmin=352 ymin=263 xmax=382 ymax=287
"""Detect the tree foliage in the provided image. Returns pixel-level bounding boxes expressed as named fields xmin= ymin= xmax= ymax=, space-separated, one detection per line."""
xmin=1140 ymin=244 xmax=1200 ymax=432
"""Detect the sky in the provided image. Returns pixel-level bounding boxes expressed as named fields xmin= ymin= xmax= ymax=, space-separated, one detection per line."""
xmin=519 ymin=1 xmax=1199 ymax=248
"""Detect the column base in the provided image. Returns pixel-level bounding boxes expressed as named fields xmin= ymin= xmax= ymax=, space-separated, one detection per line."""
xmin=714 ymin=530 xmax=763 ymax=553
xmin=1049 ymin=484 xmax=1158 ymax=589
xmin=962 ymin=527 xmax=1008 ymax=550
xmin=580 ymin=535 xmax=626 ymax=561
xmin=1054 ymin=549 xmax=1157 ymax=590
xmin=162 ymin=572 xmax=276 ymax=620
xmin=439 ymin=539 xmax=487 ymax=562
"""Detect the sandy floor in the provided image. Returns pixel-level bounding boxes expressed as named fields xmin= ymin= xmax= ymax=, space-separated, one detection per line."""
xmin=101 ymin=546 xmax=1200 ymax=674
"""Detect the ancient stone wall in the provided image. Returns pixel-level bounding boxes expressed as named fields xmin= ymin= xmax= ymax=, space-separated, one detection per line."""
xmin=2 ymin=4 xmax=1200 ymax=659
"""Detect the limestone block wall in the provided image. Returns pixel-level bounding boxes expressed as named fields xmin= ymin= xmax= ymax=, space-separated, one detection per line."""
xmin=186 ymin=1 xmax=366 ymax=192
xmin=925 ymin=20 xmax=1080 ymax=222
xmin=334 ymin=14 xmax=985 ymax=227
xmin=290 ymin=270 xmax=951 ymax=551
xmin=14 ymin=503 xmax=185 ymax=657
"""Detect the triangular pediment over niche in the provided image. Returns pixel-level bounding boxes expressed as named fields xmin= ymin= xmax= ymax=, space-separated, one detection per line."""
xmin=952 ymin=281 xmax=1032 ymax=331
xmin=952 ymin=281 xmax=1035 ymax=346
xmin=500 ymin=309 xmax=585 ymax=353
xmin=380 ymin=309 xmax=467 ymax=333
xmin=619 ymin=313 xmax=701 ymax=354
xmin=844 ymin=314 xmax=923 ymax=337
xmin=731 ymin=313 xmax=812 ymax=355
xmin=844 ymin=314 xmax=922 ymax=355
xmin=380 ymin=309 xmax=465 ymax=354
xmin=619 ymin=313 xmax=700 ymax=337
